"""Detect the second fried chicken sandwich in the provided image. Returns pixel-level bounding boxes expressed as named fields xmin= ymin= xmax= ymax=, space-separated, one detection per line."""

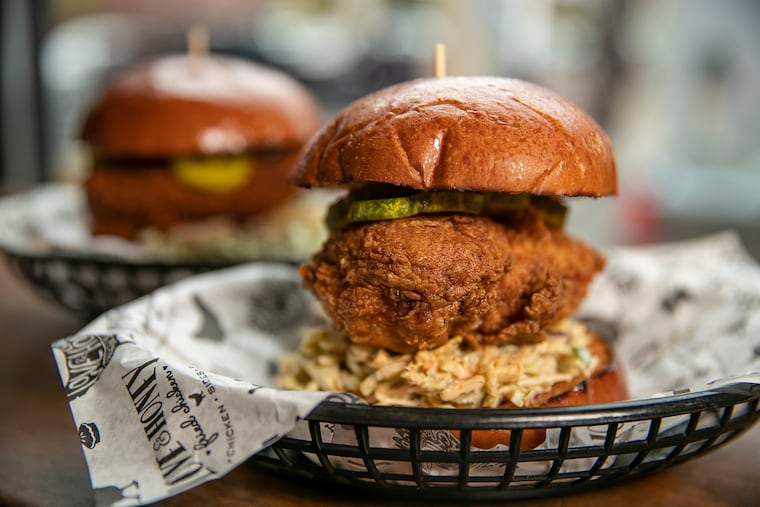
xmin=80 ymin=54 xmax=326 ymax=262
xmin=278 ymin=76 xmax=627 ymax=429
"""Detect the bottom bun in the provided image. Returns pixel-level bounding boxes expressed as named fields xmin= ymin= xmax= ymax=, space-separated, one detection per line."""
xmin=460 ymin=364 xmax=628 ymax=450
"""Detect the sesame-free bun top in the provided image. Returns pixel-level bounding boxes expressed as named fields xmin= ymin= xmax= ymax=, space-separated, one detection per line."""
xmin=81 ymin=55 xmax=322 ymax=157
xmin=296 ymin=76 xmax=617 ymax=196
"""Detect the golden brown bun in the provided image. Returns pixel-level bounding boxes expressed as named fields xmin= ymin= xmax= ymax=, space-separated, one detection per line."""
xmin=296 ymin=77 xmax=616 ymax=197
xmin=81 ymin=55 xmax=321 ymax=157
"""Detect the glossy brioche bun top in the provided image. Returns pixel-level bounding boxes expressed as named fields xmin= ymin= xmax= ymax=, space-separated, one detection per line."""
xmin=81 ymin=55 xmax=322 ymax=157
xmin=295 ymin=76 xmax=617 ymax=197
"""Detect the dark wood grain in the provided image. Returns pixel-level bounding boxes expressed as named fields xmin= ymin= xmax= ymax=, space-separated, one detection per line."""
xmin=1 ymin=252 xmax=758 ymax=507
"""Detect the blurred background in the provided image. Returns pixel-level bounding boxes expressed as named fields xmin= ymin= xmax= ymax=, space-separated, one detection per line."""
xmin=2 ymin=0 xmax=760 ymax=255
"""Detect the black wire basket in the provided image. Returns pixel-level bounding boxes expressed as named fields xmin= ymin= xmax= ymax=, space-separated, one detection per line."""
xmin=251 ymin=382 xmax=760 ymax=501
xmin=3 ymin=250 xmax=232 ymax=319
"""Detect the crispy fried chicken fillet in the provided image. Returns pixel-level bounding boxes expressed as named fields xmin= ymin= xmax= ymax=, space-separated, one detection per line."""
xmin=300 ymin=206 xmax=604 ymax=353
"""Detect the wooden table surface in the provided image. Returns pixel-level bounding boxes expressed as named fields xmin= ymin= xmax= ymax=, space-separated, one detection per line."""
xmin=1 ymin=252 xmax=759 ymax=507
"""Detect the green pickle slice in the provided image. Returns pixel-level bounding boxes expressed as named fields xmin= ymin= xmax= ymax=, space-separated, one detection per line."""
xmin=348 ymin=192 xmax=533 ymax=223
xmin=482 ymin=192 xmax=531 ymax=214
xmin=530 ymin=195 xmax=568 ymax=228
xmin=348 ymin=192 xmax=484 ymax=222
xmin=330 ymin=189 xmax=567 ymax=229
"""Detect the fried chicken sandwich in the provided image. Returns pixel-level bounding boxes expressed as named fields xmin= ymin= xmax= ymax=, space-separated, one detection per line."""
xmin=277 ymin=76 xmax=627 ymax=447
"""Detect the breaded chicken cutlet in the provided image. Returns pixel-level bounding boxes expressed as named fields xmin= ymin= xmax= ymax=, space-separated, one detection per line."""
xmin=301 ymin=207 xmax=604 ymax=353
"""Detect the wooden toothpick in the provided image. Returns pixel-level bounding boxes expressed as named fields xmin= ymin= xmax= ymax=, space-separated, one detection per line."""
xmin=187 ymin=24 xmax=209 ymax=60
xmin=434 ymin=44 xmax=446 ymax=78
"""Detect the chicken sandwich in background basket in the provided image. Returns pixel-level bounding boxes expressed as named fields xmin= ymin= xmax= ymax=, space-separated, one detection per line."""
xmin=277 ymin=71 xmax=628 ymax=449
xmin=80 ymin=44 xmax=328 ymax=262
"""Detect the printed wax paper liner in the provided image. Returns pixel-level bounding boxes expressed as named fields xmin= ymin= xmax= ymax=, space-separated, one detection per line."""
xmin=0 ymin=183 xmax=334 ymax=261
xmin=0 ymin=183 xmax=337 ymax=317
xmin=0 ymin=183 xmax=148 ymax=259
xmin=51 ymin=232 xmax=760 ymax=505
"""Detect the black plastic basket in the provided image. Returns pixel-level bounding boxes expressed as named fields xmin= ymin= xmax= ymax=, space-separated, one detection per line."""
xmin=251 ymin=382 xmax=760 ymax=501
xmin=3 ymin=250 xmax=232 ymax=318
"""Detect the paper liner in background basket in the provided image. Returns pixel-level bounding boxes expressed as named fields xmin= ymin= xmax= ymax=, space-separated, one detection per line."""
xmin=51 ymin=233 xmax=760 ymax=505
xmin=0 ymin=184 xmax=335 ymax=318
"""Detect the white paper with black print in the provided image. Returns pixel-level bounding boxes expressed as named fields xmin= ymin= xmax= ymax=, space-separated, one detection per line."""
xmin=51 ymin=232 xmax=760 ymax=505
xmin=577 ymin=230 xmax=760 ymax=397
xmin=51 ymin=263 xmax=333 ymax=506
xmin=0 ymin=183 xmax=147 ymax=259
xmin=0 ymin=183 xmax=337 ymax=263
